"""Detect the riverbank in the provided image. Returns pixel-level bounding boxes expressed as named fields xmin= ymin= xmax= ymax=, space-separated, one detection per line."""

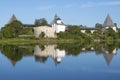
xmin=0 ymin=38 xmax=120 ymax=45
xmin=0 ymin=38 xmax=80 ymax=45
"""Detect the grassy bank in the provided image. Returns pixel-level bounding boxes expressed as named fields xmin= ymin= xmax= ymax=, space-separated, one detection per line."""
xmin=0 ymin=38 xmax=80 ymax=45
xmin=0 ymin=38 xmax=120 ymax=45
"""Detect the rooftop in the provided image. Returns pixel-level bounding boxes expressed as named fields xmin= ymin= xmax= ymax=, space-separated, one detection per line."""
xmin=8 ymin=14 xmax=18 ymax=24
xmin=103 ymin=14 xmax=116 ymax=28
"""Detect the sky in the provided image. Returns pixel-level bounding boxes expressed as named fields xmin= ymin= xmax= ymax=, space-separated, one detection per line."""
xmin=0 ymin=0 xmax=120 ymax=28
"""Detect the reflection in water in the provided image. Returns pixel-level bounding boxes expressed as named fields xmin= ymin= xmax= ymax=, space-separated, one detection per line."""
xmin=34 ymin=45 xmax=66 ymax=64
xmin=102 ymin=48 xmax=117 ymax=65
xmin=0 ymin=42 xmax=119 ymax=66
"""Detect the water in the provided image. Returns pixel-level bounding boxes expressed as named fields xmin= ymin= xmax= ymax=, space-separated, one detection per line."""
xmin=0 ymin=43 xmax=120 ymax=80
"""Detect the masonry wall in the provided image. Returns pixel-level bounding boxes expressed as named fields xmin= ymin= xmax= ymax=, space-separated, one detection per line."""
xmin=33 ymin=26 xmax=56 ymax=38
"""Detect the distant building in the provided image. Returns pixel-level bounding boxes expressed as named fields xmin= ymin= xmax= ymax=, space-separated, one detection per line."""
xmin=6 ymin=14 xmax=118 ymax=38
xmin=33 ymin=14 xmax=66 ymax=38
xmin=80 ymin=27 xmax=98 ymax=34
xmin=80 ymin=14 xmax=117 ymax=33
xmin=101 ymin=46 xmax=117 ymax=65
xmin=34 ymin=45 xmax=66 ymax=64
xmin=51 ymin=14 xmax=66 ymax=33
xmin=7 ymin=14 xmax=18 ymax=24
xmin=33 ymin=26 xmax=56 ymax=38
xmin=102 ymin=14 xmax=117 ymax=32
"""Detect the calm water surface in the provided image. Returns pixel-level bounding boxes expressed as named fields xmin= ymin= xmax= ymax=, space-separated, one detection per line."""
xmin=0 ymin=43 xmax=120 ymax=80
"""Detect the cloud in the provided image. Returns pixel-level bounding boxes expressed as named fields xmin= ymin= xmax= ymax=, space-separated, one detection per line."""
xmin=80 ymin=1 xmax=120 ymax=8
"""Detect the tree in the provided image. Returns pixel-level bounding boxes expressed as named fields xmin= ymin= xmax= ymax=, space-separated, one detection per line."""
xmin=39 ymin=32 xmax=45 ymax=38
xmin=34 ymin=18 xmax=48 ymax=26
xmin=57 ymin=25 xmax=86 ymax=40
xmin=67 ymin=26 xmax=81 ymax=34
xmin=105 ymin=28 xmax=117 ymax=39
xmin=85 ymin=29 xmax=91 ymax=34
xmin=1 ymin=20 xmax=23 ymax=38
xmin=114 ymin=23 xmax=117 ymax=27
xmin=95 ymin=23 xmax=102 ymax=29
xmin=117 ymin=28 xmax=120 ymax=38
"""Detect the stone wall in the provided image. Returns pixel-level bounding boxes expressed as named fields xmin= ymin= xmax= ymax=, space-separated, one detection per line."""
xmin=33 ymin=26 xmax=56 ymax=38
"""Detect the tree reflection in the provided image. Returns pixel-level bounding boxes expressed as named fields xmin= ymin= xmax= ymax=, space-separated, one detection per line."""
xmin=0 ymin=45 xmax=33 ymax=66
xmin=0 ymin=42 xmax=119 ymax=66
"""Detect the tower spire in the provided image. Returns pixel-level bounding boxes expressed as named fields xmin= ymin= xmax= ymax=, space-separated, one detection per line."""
xmin=103 ymin=14 xmax=115 ymax=28
xmin=8 ymin=14 xmax=18 ymax=24
xmin=54 ymin=13 xmax=59 ymax=20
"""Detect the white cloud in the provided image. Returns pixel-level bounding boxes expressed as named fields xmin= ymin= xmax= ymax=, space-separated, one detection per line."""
xmin=80 ymin=1 xmax=120 ymax=8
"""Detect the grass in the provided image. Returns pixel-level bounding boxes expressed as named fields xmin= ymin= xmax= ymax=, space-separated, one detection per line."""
xmin=0 ymin=38 xmax=120 ymax=45
xmin=0 ymin=38 xmax=79 ymax=45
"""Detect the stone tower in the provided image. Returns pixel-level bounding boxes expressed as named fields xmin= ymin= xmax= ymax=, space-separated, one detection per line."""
xmin=102 ymin=14 xmax=117 ymax=32
xmin=8 ymin=14 xmax=18 ymax=24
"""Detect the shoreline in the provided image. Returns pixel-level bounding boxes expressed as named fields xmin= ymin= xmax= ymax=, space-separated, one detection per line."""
xmin=0 ymin=38 xmax=120 ymax=45
xmin=0 ymin=38 xmax=79 ymax=45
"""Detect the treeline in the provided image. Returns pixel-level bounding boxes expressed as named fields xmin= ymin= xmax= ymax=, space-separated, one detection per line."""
xmin=57 ymin=24 xmax=120 ymax=42
xmin=0 ymin=18 xmax=120 ymax=42
xmin=0 ymin=18 xmax=49 ymax=39
xmin=0 ymin=20 xmax=34 ymax=38
xmin=57 ymin=25 xmax=92 ymax=43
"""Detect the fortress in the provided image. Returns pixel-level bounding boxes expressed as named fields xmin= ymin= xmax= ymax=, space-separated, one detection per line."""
xmin=33 ymin=14 xmax=66 ymax=38
xmin=7 ymin=14 xmax=118 ymax=38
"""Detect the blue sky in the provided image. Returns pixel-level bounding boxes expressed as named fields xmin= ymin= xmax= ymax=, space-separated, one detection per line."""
xmin=0 ymin=0 xmax=120 ymax=28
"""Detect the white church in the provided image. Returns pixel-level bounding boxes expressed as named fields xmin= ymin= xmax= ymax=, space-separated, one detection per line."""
xmin=33 ymin=14 xmax=66 ymax=38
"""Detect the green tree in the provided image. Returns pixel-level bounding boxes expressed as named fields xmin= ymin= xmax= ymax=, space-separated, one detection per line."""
xmin=114 ymin=23 xmax=117 ymax=27
xmin=95 ymin=23 xmax=102 ymax=29
xmin=105 ymin=28 xmax=117 ymax=39
xmin=39 ymin=32 xmax=45 ymax=38
xmin=1 ymin=20 xmax=23 ymax=38
xmin=117 ymin=28 xmax=120 ymax=38
xmin=34 ymin=18 xmax=48 ymax=26
xmin=85 ymin=29 xmax=91 ymax=34
xmin=67 ymin=26 xmax=81 ymax=34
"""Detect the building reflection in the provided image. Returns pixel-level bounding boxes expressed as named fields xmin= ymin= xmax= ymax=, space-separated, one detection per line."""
xmin=82 ymin=45 xmax=117 ymax=65
xmin=34 ymin=44 xmax=117 ymax=66
xmin=0 ymin=43 xmax=119 ymax=66
xmin=102 ymin=47 xmax=117 ymax=65
xmin=34 ymin=45 xmax=66 ymax=64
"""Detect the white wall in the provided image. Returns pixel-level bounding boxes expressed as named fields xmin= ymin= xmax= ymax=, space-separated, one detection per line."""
xmin=55 ymin=25 xmax=66 ymax=33
xmin=105 ymin=26 xmax=117 ymax=32
xmin=81 ymin=30 xmax=97 ymax=34
xmin=52 ymin=22 xmax=66 ymax=33
xmin=112 ymin=27 xmax=117 ymax=32
xmin=33 ymin=26 xmax=55 ymax=38
xmin=81 ymin=30 xmax=86 ymax=33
